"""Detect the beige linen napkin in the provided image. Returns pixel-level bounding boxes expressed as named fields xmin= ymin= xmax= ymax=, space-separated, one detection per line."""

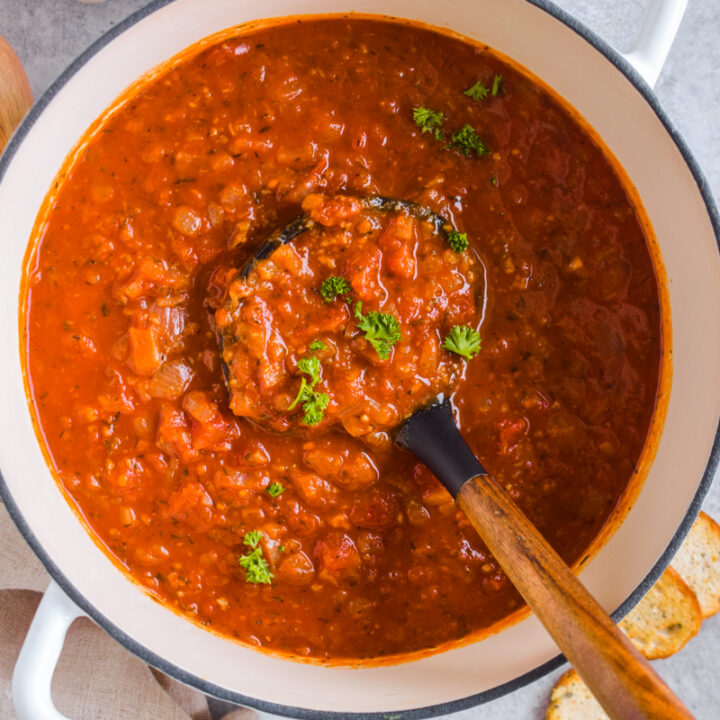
xmin=0 ymin=500 xmax=220 ymax=720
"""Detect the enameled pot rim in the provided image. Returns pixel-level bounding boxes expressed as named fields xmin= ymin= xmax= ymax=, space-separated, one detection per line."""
xmin=0 ymin=1 xmax=718 ymax=717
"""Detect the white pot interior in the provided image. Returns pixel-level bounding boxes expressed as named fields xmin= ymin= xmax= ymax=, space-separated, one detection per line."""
xmin=1 ymin=0 xmax=719 ymax=714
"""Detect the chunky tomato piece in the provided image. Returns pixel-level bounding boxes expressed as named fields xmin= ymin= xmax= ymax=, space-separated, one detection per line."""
xmin=183 ymin=392 xmax=237 ymax=452
xmin=165 ymin=480 xmax=215 ymax=531
xmin=277 ymin=551 xmax=316 ymax=586
xmin=498 ymin=417 xmax=528 ymax=454
xmin=314 ymin=531 xmax=361 ymax=579
xmin=156 ymin=404 xmax=197 ymax=463
xmin=349 ymin=489 xmax=399 ymax=530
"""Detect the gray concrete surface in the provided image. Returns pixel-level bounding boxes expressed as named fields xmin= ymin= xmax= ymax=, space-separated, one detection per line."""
xmin=1 ymin=1 xmax=719 ymax=718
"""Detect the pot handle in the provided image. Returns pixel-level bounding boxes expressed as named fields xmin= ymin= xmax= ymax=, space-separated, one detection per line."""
xmin=12 ymin=581 xmax=84 ymax=720
xmin=14 ymin=582 xmax=286 ymax=720
xmin=623 ymin=0 xmax=687 ymax=88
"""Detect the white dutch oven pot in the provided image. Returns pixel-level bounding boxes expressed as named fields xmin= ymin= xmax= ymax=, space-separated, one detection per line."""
xmin=2 ymin=0 xmax=720 ymax=718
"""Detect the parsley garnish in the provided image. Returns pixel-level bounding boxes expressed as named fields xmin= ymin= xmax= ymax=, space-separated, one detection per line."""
xmin=492 ymin=74 xmax=503 ymax=96
xmin=239 ymin=531 xmax=272 ymax=584
xmin=301 ymin=394 xmax=329 ymax=425
xmin=442 ymin=325 xmax=482 ymax=360
xmin=243 ymin=530 xmax=262 ymax=548
xmin=491 ymin=176 xmax=498 ymax=187
xmin=447 ymin=230 xmax=469 ymax=253
xmin=320 ymin=276 xmax=351 ymax=302
xmin=464 ymin=80 xmax=489 ymax=101
xmin=309 ymin=339 xmax=326 ymax=352
xmin=449 ymin=125 xmax=489 ymax=158
xmin=239 ymin=547 xmax=273 ymax=584
xmin=266 ymin=482 xmax=285 ymax=498
xmin=289 ymin=354 xmax=329 ymax=426
xmin=354 ymin=302 xmax=401 ymax=360
xmin=296 ymin=356 xmax=321 ymax=384
xmin=413 ymin=106 xmax=445 ymax=141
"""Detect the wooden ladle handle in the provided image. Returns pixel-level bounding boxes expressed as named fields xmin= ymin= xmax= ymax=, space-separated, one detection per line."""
xmin=0 ymin=36 xmax=33 ymax=153
xmin=458 ymin=476 xmax=693 ymax=719
xmin=398 ymin=400 xmax=694 ymax=720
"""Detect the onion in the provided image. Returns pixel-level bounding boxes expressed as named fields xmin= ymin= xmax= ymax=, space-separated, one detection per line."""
xmin=172 ymin=206 xmax=202 ymax=236
xmin=148 ymin=360 xmax=193 ymax=400
xmin=150 ymin=304 xmax=186 ymax=339
xmin=183 ymin=391 xmax=217 ymax=423
xmin=207 ymin=202 xmax=224 ymax=228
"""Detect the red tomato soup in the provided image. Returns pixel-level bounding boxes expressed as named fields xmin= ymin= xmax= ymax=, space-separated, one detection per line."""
xmin=22 ymin=18 xmax=664 ymax=662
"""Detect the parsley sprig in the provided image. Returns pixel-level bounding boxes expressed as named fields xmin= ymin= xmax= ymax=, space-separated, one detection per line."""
xmin=464 ymin=80 xmax=489 ymax=101
xmin=239 ymin=548 xmax=272 ymax=584
xmin=239 ymin=531 xmax=273 ymax=584
xmin=354 ymin=302 xmax=401 ymax=360
xmin=296 ymin=356 xmax=321 ymax=384
xmin=266 ymin=482 xmax=285 ymax=498
xmin=243 ymin=530 xmax=262 ymax=548
xmin=288 ymin=354 xmax=329 ymax=426
xmin=449 ymin=125 xmax=489 ymax=158
xmin=447 ymin=230 xmax=469 ymax=253
xmin=413 ymin=106 xmax=445 ymax=140
xmin=442 ymin=325 xmax=482 ymax=360
xmin=320 ymin=276 xmax=351 ymax=302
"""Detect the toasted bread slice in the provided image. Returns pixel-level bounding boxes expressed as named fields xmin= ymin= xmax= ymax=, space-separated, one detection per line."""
xmin=672 ymin=511 xmax=720 ymax=619
xmin=619 ymin=566 xmax=701 ymax=659
xmin=546 ymin=670 xmax=608 ymax=720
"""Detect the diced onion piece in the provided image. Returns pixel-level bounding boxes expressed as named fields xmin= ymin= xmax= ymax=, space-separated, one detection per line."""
xmin=208 ymin=202 xmax=224 ymax=228
xmin=183 ymin=391 xmax=217 ymax=423
xmin=150 ymin=304 xmax=186 ymax=338
xmin=172 ymin=206 xmax=202 ymax=236
xmin=148 ymin=360 xmax=193 ymax=400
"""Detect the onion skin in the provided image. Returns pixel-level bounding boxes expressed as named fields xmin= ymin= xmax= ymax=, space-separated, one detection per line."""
xmin=0 ymin=37 xmax=33 ymax=152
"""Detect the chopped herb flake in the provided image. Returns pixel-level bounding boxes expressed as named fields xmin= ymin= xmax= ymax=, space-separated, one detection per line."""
xmin=266 ymin=482 xmax=285 ymax=498
xmin=320 ymin=276 xmax=351 ymax=302
xmin=413 ymin=106 xmax=445 ymax=141
xmin=309 ymin=339 xmax=326 ymax=352
xmin=492 ymin=74 xmax=503 ymax=96
xmin=449 ymin=125 xmax=489 ymax=158
xmin=447 ymin=230 xmax=469 ymax=253
xmin=297 ymin=356 xmax=321 ymax=385
xmin=239 ymin=547 xmax=273 ymax=584
xmin=442 ymin=325 xmax=482 ymax=360
xmin=301 ymin=392 xmax=329 ymax=426
xmin=243 ymin=530 xmax=262 ymax=548
xmin=289 ymin=354 xmax=329 ymax=426
xmin=354 ymin=302 xmax=401 ymax=360
xmin=464 ymin=80 xmax=489 ymax=101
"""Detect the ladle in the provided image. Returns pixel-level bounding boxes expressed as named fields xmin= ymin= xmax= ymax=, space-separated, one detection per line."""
xmin=222 ymin=197 xmax=694 ymax=720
